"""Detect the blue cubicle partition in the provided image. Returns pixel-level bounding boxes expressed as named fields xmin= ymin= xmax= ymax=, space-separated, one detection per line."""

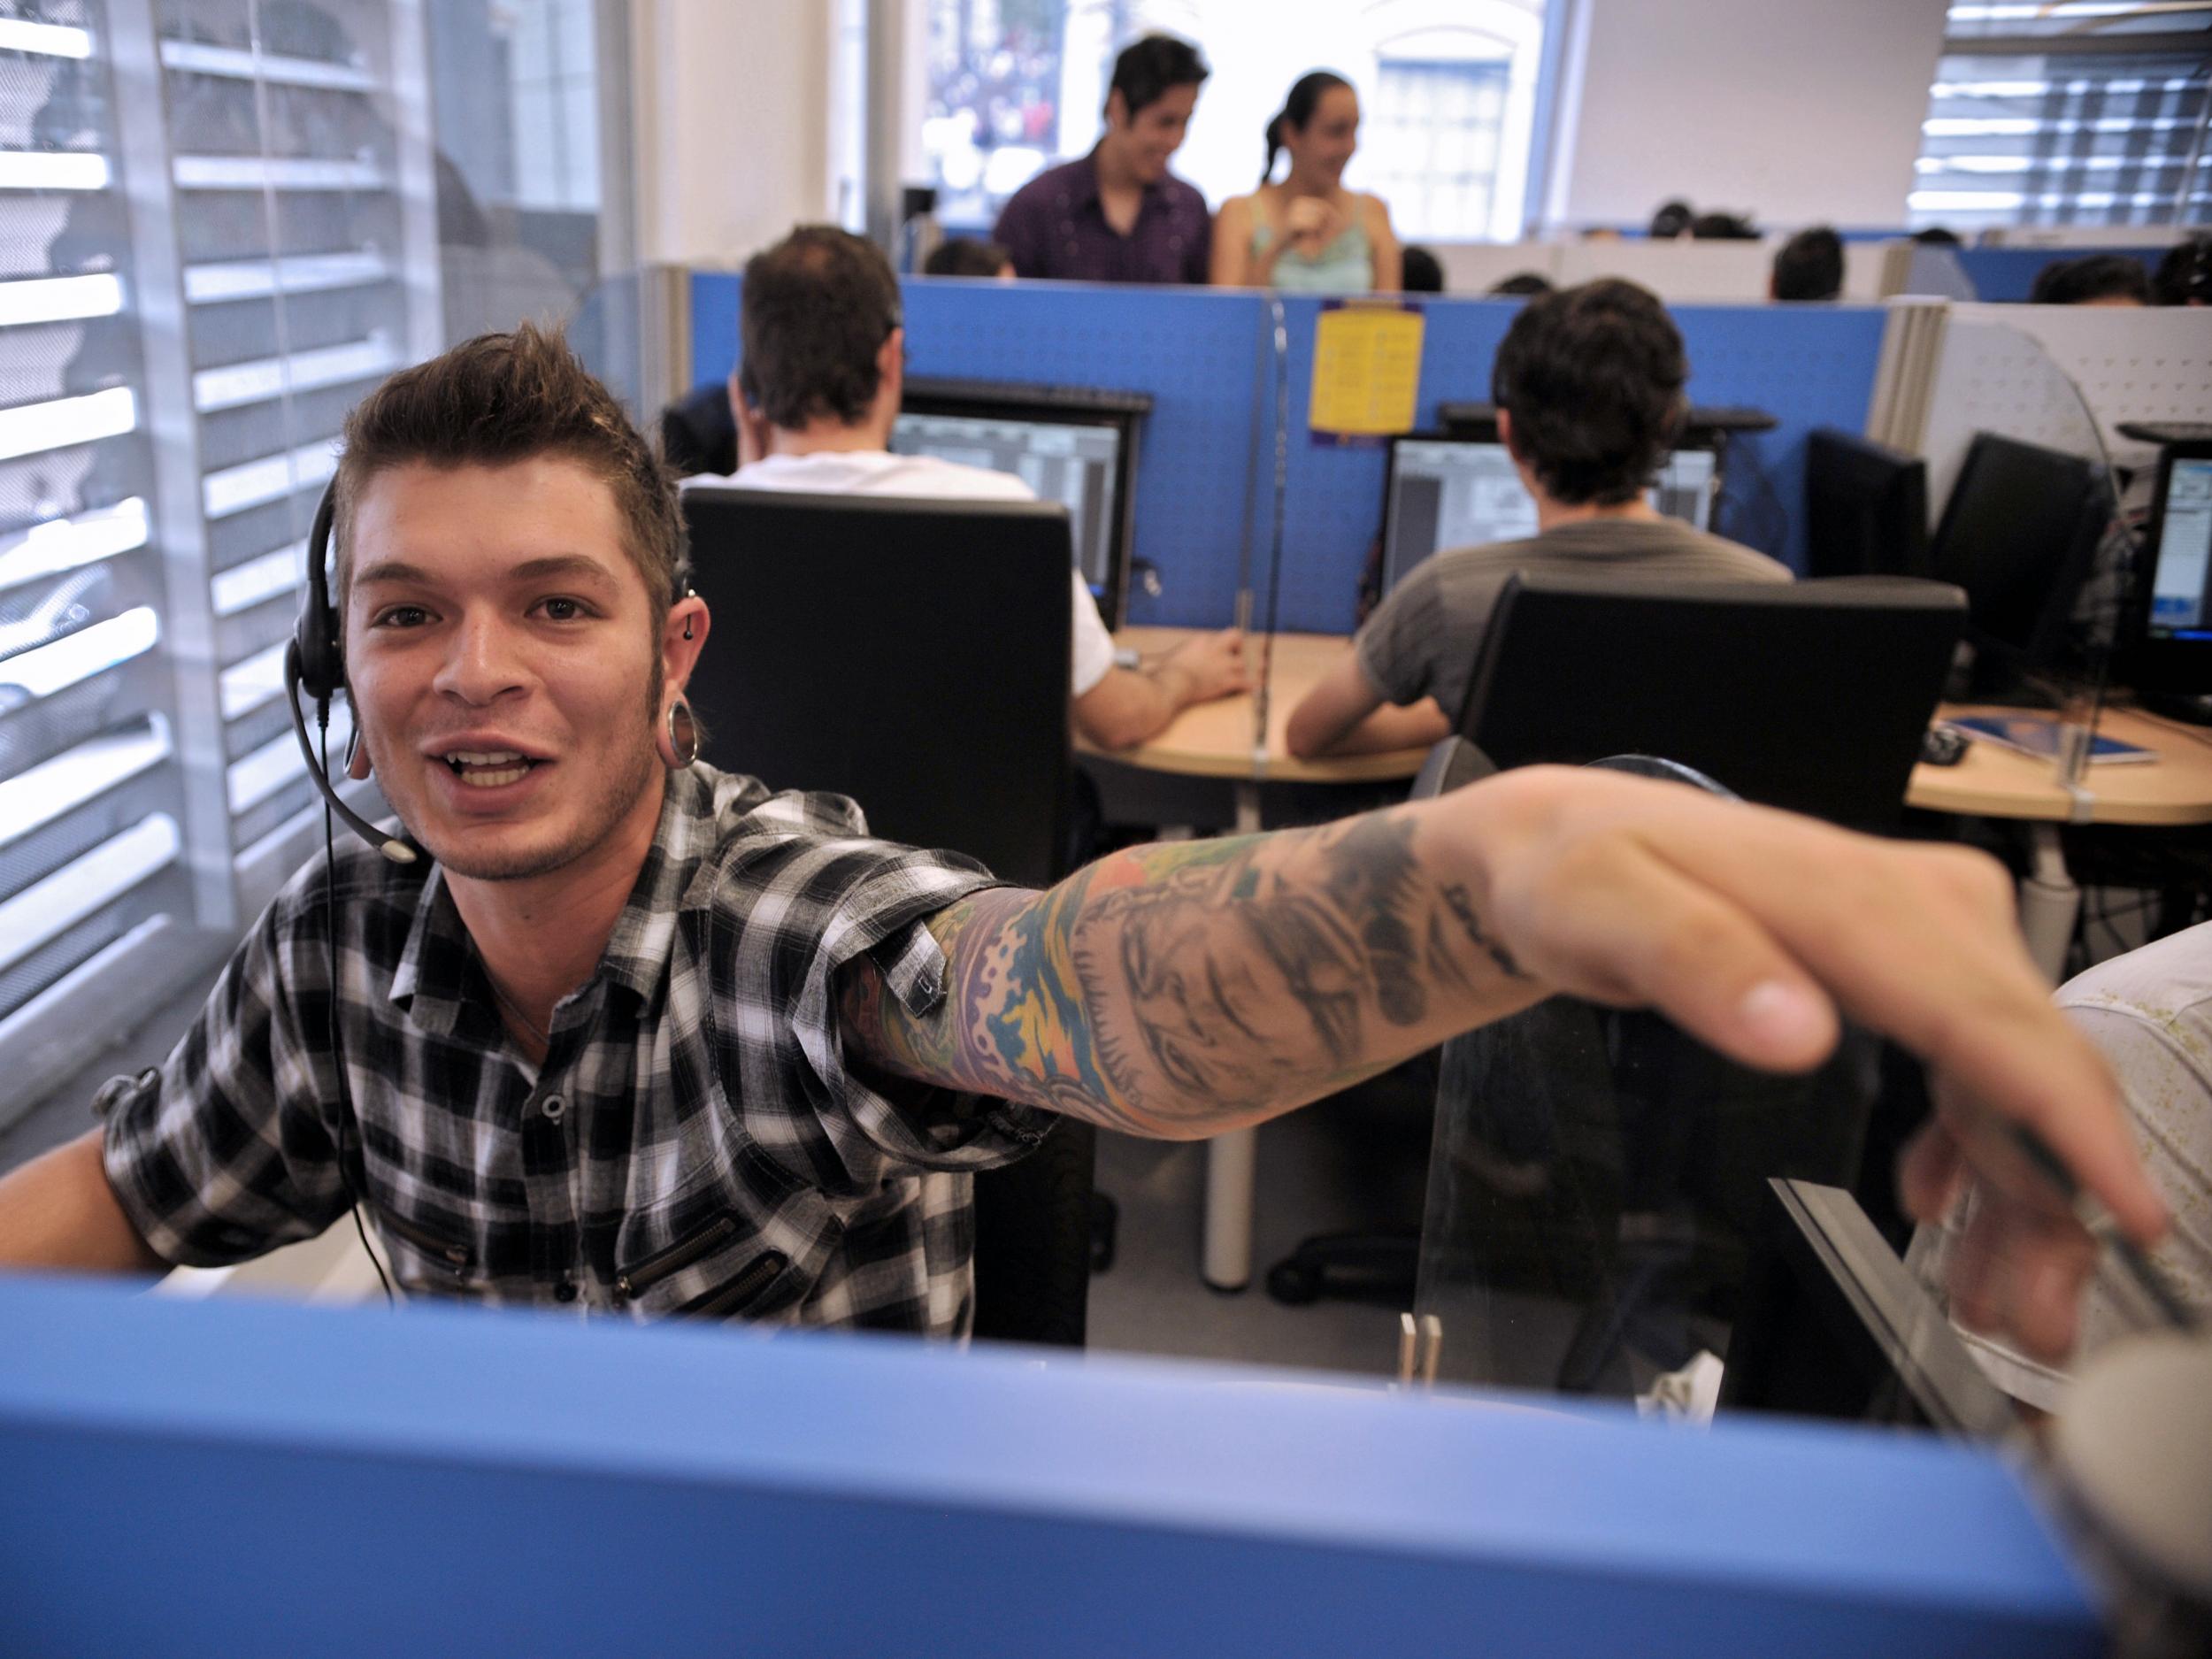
xmin=689 ymin=273 xmax=1267 ymax=630
xmin=686 ymin=274 xmax=1887 ymax=635
xmin=1954 ymin=246 xmax=2161 ymax=303
xmin=0 ymin=1277 xmax=2098 ymax=1657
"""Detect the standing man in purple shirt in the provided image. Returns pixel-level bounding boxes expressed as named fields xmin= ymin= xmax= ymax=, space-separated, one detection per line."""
xmin=994 ymin=35 xmax=1213 ymax=286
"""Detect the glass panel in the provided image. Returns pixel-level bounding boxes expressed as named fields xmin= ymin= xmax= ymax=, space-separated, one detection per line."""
xmin=1414 ymin=999 xmax=1882 ymax=1401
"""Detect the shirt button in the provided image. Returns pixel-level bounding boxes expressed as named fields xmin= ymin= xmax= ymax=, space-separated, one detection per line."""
xmin=541 ymin=1094 xmax=565 ymax=1122
xmin=554 ymin=1281 xmax=578 ymax=1303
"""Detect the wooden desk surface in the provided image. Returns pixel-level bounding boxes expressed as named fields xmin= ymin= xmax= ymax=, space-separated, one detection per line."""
xmin=1105 ymin=628 xmax=2212 ymax=826
xmin=1094 ymin=627 xmax=1430 ymax=785
xmin=1911 ymin=704 xmax=2212 ymax=826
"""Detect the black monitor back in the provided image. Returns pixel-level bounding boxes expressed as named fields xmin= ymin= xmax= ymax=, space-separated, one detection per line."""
xmin=1928 ymin=432 xmax=2106 ymax=681
xmin=1805 ymin=429 xmax=1929 ymax=580
xmin=1458 ymin=572 xmax=1966 ymax=826
xmin=680 ymin=487 xmax=1073 ymax=887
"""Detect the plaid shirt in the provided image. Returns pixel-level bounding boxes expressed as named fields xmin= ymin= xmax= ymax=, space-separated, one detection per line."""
xmin=99 ymin=765 xmax=1046 ymax=1336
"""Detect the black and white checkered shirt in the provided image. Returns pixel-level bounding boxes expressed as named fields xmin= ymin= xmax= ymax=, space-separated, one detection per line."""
xmin=100 ymin=765 xmax=1046 ymax=1336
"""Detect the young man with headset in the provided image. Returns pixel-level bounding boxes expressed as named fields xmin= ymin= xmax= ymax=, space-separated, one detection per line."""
xmin=0 ymin=325 xmax=2166 ymax=1361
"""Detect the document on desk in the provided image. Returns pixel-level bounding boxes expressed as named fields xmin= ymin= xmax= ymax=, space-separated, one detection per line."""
xmin=1947 ymin=715 xmax=2157 ymax=765
xmin=1309 ymin=300 xmax=1424 ymax=447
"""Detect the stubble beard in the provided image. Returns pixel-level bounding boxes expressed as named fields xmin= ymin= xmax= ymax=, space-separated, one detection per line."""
xmin=376 ymin=660 xmax=669 ymax=884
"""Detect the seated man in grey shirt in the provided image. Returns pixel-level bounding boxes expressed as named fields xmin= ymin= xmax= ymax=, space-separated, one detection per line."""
xmin=1288 ymin=280 xmax=1789 ymax=758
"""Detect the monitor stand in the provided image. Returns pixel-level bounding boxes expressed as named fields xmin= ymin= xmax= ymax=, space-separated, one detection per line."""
xmin=2137 ymin=688 xmax=2212 ymax=727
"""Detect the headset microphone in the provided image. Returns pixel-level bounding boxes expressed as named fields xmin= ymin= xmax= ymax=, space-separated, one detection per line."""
xmin=288 ymin=479 xmax=417 ymax=865
xmin=284 ymin=640 xmax=416 ymax=864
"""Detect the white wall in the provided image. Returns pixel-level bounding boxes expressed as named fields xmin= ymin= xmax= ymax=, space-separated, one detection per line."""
xmin=1544 ymin=0 xmax=1947 ymax=231
xmin=633 ymin=0 xmax=838 ymax=266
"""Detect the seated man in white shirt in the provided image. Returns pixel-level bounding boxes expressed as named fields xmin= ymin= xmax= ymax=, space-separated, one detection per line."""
xmin=695 ymin=225 xmax=1247 ymax=750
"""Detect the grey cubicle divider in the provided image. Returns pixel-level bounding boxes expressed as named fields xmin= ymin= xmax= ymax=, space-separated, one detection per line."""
xmin=685 ymin=273 xmax=1889 ymax=636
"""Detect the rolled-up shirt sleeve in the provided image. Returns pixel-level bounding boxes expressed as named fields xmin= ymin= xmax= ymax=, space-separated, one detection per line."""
xmin=1354 ymin=556 xmax=1447 ymax=710
xmin=709 ymin=805 xmax=1050 ymax=1193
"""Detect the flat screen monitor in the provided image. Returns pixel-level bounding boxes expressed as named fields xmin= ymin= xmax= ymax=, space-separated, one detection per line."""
xmin=888 ymin=378 xmax=1149 ymax=628
xmin=1804 ymin=429 xmax=1929 ymax=580
xmin=2125 ymin=441 xmax=2212 ymax=699
xmin=1926 ymin=432 xmax=2107 ymax=691
xmin=1381 ymin=434 xmax=1719 ymax=595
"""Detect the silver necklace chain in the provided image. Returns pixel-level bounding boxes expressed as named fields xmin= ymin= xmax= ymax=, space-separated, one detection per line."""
xmin=486 ymin=972 xmax=550 ymax=1049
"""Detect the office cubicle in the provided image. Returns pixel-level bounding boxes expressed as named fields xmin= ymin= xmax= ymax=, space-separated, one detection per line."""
xmin=684 ymin=273 xmax=1892 ymax=637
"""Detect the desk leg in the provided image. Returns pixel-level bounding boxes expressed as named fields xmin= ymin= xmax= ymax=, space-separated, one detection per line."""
xmin=2017 ymin=823 xmax=2079 ymax=985
xmin=1199 ymin=781 xmax=1268 ymax=1293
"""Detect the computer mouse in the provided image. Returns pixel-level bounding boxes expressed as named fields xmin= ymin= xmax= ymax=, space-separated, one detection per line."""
xmin=1921 ymin=726 xmax=1969 ymax=766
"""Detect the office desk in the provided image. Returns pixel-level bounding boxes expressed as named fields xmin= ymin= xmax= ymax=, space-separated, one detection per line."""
xmin=1090 ymin=627 xmax=1431 ymax=826
xmin=1093 ymin=627 xmax=1430 ymax=1293
xmin=1099 ymin=640 xmax=2212 ymax=1291
xmin=1912 ymin=704 xmax=2212 ymax=979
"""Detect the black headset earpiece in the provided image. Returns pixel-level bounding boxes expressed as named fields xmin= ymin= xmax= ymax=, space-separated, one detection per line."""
xmin=286 ymin=475 xmax=415 ymax=865
xmin=291 ymin=479 xmax=345 ymax=704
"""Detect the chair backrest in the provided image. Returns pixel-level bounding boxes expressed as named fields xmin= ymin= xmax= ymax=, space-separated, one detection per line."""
xmin=1457 ymin=572 xmax=1966 ymax=827
xmin=681 ymin=486 xmax=1075 ymax=888
xmin=684 ymin=486 xmax=1090 ymax=1348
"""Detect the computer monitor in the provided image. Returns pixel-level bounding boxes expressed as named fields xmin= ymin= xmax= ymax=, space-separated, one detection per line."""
xmin=1926 ymin=431 xmax=2108 ymax=695
xmin=1804 ymin=429 xmax=1929 ymax=580
xmin=1381 ymin=434 xmax=1719 ymax=595
xmin=2123 ymin=439 xmax=2212 ymax=715
xmin=888 ymin=378 xmax=1150 ymax=628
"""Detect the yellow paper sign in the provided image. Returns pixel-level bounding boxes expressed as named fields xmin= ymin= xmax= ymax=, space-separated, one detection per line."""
xmin=1309 ymin=302 xmax=1425 ymax=442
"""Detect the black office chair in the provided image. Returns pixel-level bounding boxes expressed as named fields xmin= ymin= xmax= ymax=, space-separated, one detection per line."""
xmin=681 ymin=486 xmax=1093 ymax=1346
xmin=680 ymin=487 xmax=1075 ymax=887
xmin=1264 ymin=576 xmax=1963 ymax=1310
xmin=1455 ymin=572 xmax=1967 ymax=828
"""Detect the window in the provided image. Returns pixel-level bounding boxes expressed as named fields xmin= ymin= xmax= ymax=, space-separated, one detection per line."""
xmin=0 ymin=0 xmax=640 ymax=1116
xmin=917 ymin=0 xmax=1552 ymax=242
xmin=1366 ymin=59 xmax=1512 ymax=242
xmin=1911 ymin=3 xmax=2212 ymax=231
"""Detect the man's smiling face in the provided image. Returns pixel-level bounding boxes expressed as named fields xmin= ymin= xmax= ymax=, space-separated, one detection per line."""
xmin=343 ymin=455 xmax=668 ymax=882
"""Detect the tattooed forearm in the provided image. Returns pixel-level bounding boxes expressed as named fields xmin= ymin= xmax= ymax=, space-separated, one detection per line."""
xmin=841 ymin=804 xmax=1546 ymax=1141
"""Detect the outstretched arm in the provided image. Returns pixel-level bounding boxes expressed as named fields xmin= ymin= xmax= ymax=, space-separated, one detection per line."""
xmin=841 ymin=765 xmax=2166 ymax=1358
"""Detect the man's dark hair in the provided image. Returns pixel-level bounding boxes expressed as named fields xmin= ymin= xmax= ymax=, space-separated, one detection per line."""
xmin=2030 ymin=253 xmax=2150 ymax=306
xmin=2153 ymin=236 xmax=2211 ymax=306
xmin=1911 ymin=226 xmax=1962 ymax=247
xmin=1491 ymin=279 xmax=1687 ymax=507
xmin=1401 ymin=244 xmax=1444 ymax=293
xmin=1108 ymin=33 xmax=1209 ymax=118
xmin=739 ymin=226 xmax=903 ymax=431
xmin=1689 ymin=211 xmax=1758 ymax=241
xmin=1488 ymin=271 xmax=1554 ymax=298
xmin=924 ymin=237 xmax=1012 ymax=279
xmin=335 ymin=322 xmax=685 ymax=616
xmin=1649 ymin=199 xmax=1694 ymax=239
xmin=1771 ymin=227 xmax=1844 ymax=302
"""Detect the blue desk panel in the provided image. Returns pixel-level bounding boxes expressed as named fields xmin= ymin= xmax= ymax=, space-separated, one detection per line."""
xmin=689 ymin=273 xmax=1267 ymax=630
xmin=1955 ymin=246 xmax=2162 ymax=303
xmin=0 ymin=1277 xmax=2098 ymax=1658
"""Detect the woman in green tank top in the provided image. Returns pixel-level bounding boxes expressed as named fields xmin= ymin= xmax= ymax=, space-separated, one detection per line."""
xmin=1210 ymin=71 xmax=1402 ymax=295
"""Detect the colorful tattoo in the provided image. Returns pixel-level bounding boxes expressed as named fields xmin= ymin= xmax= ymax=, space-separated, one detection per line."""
xmin=841 ymin=808 xmax=1534 ymax=1137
